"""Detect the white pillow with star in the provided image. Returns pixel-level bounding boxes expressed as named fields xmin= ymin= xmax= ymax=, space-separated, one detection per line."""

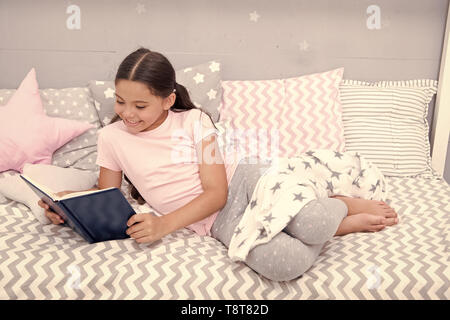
xmin=0 ymin=164 xmax=98 ymax=224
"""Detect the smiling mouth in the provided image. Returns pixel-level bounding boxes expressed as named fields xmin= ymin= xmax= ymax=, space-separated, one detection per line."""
xmin=124 ymin=119 xmax=142 ymax=127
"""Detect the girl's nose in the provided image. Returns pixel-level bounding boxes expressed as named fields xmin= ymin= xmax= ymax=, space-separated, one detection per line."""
xmin=122 ymin=108 xmax=135 ymax=119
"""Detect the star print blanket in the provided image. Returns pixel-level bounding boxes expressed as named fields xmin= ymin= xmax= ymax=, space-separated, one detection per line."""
xmin=228 ymin=149 xmax=390 ymax=262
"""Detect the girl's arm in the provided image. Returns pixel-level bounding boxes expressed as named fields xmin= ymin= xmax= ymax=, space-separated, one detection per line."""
xmin=162 ymin=134 xmax=228 ymax=233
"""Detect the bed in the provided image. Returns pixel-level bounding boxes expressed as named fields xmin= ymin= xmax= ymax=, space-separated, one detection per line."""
xmin=0 ymin=172 xmax=449 ymax=299
xmin=1 ymin=5 xmax=450 ymax=301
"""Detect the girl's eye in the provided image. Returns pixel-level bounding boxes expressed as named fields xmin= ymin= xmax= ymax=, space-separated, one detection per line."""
xmin=136 ymin=106 xmax=146 ymax=109
xmin=116 ymin=100 xmax=124 ymax=105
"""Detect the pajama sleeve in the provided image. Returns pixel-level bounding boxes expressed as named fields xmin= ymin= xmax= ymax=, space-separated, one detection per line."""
xmin=96 ymin=128 xmax=122 ymax=172
xmin=191 ymin=109 xmax=219 ymax=145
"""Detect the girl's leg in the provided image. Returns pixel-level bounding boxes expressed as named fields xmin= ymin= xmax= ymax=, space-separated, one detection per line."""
xmin=284 ymin=197 xmax=393 ymax=239
xmin=211 ymin=157 xmax=271 ymax=247
xmin=211 ymin=158 xmax=329 ymax=282
xmin=245 ymin=231 xmax=323 ymax=282
xmin=283 ymin=198 xmax=348 ymax=245
xmin=331 ymin=195 xmax=398 ymax=219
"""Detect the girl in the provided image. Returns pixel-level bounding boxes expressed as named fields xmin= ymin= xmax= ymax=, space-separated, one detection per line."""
xmin=39 ymin=48 xmax=398 ymax=282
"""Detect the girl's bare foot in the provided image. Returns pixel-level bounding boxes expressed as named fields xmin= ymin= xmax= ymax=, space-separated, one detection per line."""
xmin=335 ymin=213 xmax=387 ymax=236
xmin=331 ymin=196 xmax=398 ymax=221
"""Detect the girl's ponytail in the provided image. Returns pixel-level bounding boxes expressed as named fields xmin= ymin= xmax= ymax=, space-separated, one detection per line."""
xmin=170 ymin=82 xmax=197 ymax=112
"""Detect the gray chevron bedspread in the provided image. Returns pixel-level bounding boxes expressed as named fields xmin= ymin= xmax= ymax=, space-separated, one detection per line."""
xmin=0 ymin=174 xmax=448 ymax=299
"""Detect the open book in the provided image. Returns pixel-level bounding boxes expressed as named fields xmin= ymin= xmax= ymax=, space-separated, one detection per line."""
xmin=20 ymin=174 xmax=136 ymax=244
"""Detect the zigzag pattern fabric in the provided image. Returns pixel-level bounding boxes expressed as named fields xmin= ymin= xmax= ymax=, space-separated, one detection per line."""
xmin=219 ymin=79 xmax=285 ymax=160
xmin=282 ymin=68 xmax=346 ymax=157
xmin=0 ymin=170 xmax=448 ymax=299
xmin=218 ymin=69 xmax=346 ymax=160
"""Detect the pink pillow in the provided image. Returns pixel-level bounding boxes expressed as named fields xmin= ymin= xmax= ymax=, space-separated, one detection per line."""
xmin=218 ymin=68 xmax=345 ymax=159
xmin=219 ymin=79 xmax=285 ymax=160
xmin=0 ymin=68 xmax=94 ymax=173
xmin=282 ymin=68 xmax=346 ymax=156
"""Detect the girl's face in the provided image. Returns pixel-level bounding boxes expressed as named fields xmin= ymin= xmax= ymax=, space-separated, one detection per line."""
xmin=114 ymin=79 xmax=175 ymax=133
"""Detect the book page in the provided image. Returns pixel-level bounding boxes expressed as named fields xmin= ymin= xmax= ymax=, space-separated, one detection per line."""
xmin=59 ymin=187 xmax=117 ymax=200
xmin=20 ymin=175 xmax=58 ymax=200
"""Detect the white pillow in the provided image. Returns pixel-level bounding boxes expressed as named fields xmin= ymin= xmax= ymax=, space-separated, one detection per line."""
xmin=0 ymin=164 xmax=98 ymax=224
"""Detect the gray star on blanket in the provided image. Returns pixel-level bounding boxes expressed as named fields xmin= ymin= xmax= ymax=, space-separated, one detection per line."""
xmin=264 ymin=213 xmax=275 ymax=223
xmin=287 ymin=164 xmax=295 ymax=171
xmin=250 ymin=200 xmax=257 ymax=209
xmin=331 ymin=170 xmax=342 ymax=179
xmin=234 ymin=226 xmax=242 ymax=236
xmin=303 ymin=161 xmax=312 ymax=169
xmin=293 ymin=192 xmax=305 ymax=202
xmin=305 ymin=151 xmax=315 ymax=157
xmin=326 ymin=181 xmax=334 ymax=193
xmin=369 ymin=184 xmax=377 ymax=192
xmin=257 ymin=228 xmax=267 ymax=240
xmin=334 ymin=151 xmax=344 ymax=159
xmin=359 ymin=169 xmax=366 ymax=177
xmin=270 ymin=182 xmax=282 ymax=193
xmin=312 ymin=156 xmax=321 ymax=165
xmin=352 ymin=179 xmax=360 ymax=188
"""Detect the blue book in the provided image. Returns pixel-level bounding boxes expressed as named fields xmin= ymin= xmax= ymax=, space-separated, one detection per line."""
xmin=20 ymin=174 xmax=136 ymax=244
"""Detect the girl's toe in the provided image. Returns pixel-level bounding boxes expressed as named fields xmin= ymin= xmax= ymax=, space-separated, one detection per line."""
xmin=383 ymin=217 xmax=397 ymax=226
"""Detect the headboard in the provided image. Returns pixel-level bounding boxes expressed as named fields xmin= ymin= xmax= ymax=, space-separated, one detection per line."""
xmin=431 ymin=3 xmax=450 ymax=176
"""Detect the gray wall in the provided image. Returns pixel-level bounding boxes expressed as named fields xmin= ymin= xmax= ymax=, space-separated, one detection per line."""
xmin=1 ymin=0 xmax=449 ymax=182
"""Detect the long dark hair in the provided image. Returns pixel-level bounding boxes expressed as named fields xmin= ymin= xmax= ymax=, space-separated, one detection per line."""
xmin=110 ymin=47 xmax=215 ymax=204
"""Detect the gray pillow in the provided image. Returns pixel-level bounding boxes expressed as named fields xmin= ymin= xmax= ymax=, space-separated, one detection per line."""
xmin=88 ymin=60 xmax=222 ymax=126
xmin=0 ymin=88 xmax=101 ymax=172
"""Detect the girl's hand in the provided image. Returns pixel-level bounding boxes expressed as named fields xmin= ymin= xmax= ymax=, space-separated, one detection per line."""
xmin=126 ymin=213 xmax=171 ymax=244
xmin=37 ymin=191 xmax=73 ymax=225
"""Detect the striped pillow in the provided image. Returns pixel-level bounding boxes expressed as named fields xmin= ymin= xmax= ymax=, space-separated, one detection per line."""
xmin=339 ymin=79 xmax=439 ymax=178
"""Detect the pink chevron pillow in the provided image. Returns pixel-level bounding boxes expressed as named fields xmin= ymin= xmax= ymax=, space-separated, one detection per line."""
xmin=218 ymin=68 xmax=345 ymax=159
xmin=282 ymin=68 xmax=346 ymax=156
xmin=218 ymin=79 xmax=285 ymax=160
xmin=0 ymin=68 xmax=94 ymax=173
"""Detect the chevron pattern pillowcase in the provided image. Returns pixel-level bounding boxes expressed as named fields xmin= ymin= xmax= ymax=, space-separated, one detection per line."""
xmin=219 ymin=79 xmax=285 ymax=160
xmin=339 ymin=79 xmax=439 ymax=178
xmin=218 ymin=68 xmax=345 ymax=159
xmin=282 ymin=68 xmax=345 ymax=157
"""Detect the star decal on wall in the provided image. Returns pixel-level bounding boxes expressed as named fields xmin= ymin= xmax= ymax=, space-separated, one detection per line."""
xmin=299 ymin=40 xmax=310 ymax=52
xmin=249 ymin=11 xmax=260 ymax=23
xmin=136 ymin=3 xmax=146 ymax=15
